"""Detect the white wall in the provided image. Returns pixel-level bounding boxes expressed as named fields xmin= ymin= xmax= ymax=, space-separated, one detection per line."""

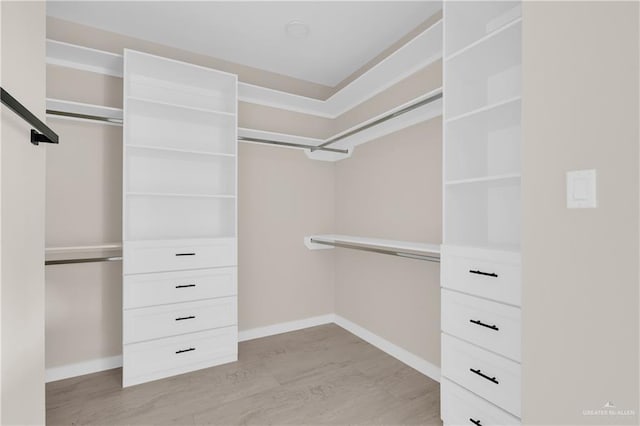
xmin=334 ymin=119 xmax=442 ymax=368
xmin=522 ymin=2 xmax=639 ymax=424
xmin=0 ymin=1 xmax=47 ymax=424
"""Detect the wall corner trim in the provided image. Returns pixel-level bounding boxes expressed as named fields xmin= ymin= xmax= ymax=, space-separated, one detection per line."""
xmin=333 ymin=315 xmax=441 ymax=383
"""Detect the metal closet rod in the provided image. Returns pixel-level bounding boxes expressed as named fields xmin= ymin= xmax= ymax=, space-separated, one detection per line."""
xmin=46 ymin=109 xmax=349 ymax=154
xmin=46 ymin=89 xmax=442 ymax=154
xmin=47 ymin=109 xmax=123 ymax=124
xmin=311 ymin=90 xmax=443 ymax=151
xmin=309 ymin=238 xmax=441 ymax=263
xmin=237 ymin=136 xmax=348 ymax=154
xmin=45 ymin=256 xmax=122 ymax=266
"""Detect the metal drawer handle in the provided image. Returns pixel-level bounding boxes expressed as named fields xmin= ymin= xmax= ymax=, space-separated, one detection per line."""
xmin=470 ymin=368 xmax=499 ymax=384
xmin=175 ymin=252 xmax=196 ymax=256
xmin=175 ymin=315 xmax=195 ymax=321
xmin=469 ymin=269 xmax=498 ymax=278
xmin=469 ymin=418 xmax=482 ymax=426
xmin=470 ymin=319 xmax=499 ymax=331
xmin=176 ymin=347 xmax=195 ymax=354
xmin=175 ymin=284 xmax=196 ymax=289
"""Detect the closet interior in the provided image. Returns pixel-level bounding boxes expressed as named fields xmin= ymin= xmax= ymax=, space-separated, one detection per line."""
xmin=41 ymin=2 xmax=522 ymax=425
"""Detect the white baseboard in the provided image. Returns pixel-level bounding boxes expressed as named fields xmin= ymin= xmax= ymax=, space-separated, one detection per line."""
xmin=46 ymin=355 xmax=122 ymax=383
xmin=238 ymin=313 xmax=335 ymax=342
xmin=45 ymin=314 xmax=440 ymax=384
xmin=334 ymin=314 xmax=441 ymax=383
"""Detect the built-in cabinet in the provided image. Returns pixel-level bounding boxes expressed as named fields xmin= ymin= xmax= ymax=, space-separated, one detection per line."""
xmin=441 ymin=2 xmax=522 ymax=424
xmin=122 ymin=50 xmax=238 ymax=387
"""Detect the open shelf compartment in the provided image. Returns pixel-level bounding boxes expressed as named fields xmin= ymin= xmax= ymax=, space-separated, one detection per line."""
xmin=445 ymin=97 xmax=521 ymax=182
xmin=125 ymin=49 xmax=236 ymax=114
xmin=125 ymin=146 xmax=236 ymax=196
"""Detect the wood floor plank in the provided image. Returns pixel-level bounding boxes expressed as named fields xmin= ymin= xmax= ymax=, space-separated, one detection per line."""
xmin=46 ymin=324 xmax=441 ymax=425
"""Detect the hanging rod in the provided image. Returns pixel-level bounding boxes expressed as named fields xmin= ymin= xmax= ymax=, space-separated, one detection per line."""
xmin=46 ymin=109 xmax=123 ymax=125
xmin=45 ymin=256 xmax=122 ymax=266
xmin=44 ymin=108 xmax=348 ymax=154
xmin=311 ymin=90 xmax=443 ymax=151
xmin=309 ymin=238 xmax=440 ymax=263
xmin=2 ymin=87 xmax=59 ymax=145
xmin=238 ymin=136 xmax=349 ymax=154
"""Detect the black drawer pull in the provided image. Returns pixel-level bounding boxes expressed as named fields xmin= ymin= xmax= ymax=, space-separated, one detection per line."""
xmin=469 ymin=269 xmax=498 ymax=278
xmin=176 ymin=347 xmax=195 ymax=354
xmin=470 ymin=319 xmax=499 ymax=331
xmin=470 ymin=368 xmax=499 ymax=384
xmin=469 ymin=418 xmax=482 ymax=426
xmin=175 ymin=315 xmax=195 ymax=321
xmin=175 ymin=252 xmax=195 ymax=256
xmin=175 ymin=284 xmax=196 ymax=289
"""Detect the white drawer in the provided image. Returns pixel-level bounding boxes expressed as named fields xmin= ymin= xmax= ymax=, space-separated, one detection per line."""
xmin=441 ymin=245 xmax=521 ymax=306
xmin=442 ymin=334 xmax=521 ymax=417
xmin=123 ymin=268 xmax=237 ymax=309
xmin=442 ymin=289 xmax=521 ymax=361
xmin=123 ymin=297 xmax=237 ymax=344
xmin=123 ymin=326 xmax=237 ymax=387
xmin=441 ymin=378 xmax=520 ymax=426
xmin=124 ymin=238 xmax=236 ymax=274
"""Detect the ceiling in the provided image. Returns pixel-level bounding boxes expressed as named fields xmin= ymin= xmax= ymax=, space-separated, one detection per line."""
xmin=46 ymin=1 xmax=442 ymax=87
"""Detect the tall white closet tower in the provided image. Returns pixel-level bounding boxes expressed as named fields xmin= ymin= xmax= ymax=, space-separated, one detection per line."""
xmin=440 ymin=2 xmax=522 ymax=424
xmin=122 ymin=50 xmax=238 ymax=387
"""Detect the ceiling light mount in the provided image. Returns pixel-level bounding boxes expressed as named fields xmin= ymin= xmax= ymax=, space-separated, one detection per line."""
xmin=285 ymin=20 xmax=310 ymax=39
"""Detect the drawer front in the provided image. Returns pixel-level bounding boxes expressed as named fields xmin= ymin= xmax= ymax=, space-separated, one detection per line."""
xmin=441 ymin=246 xmax=521 ymax=306
xmin=442 ymin=289 xmax=521 ymax=361
xmin=124 ymin=238 xmax=236 ymax=274
xmin=441 ymin=378 xmax=520 ymax=426
xmin=123 ymin=297 xmax=237 ymax=344
xmin=442 ymin=334 xmax=521 ymax=417
xmin=123 ymin=326 xmax=237 ymax=387
xmin=123 ymin=268 xmax=237 ymax=309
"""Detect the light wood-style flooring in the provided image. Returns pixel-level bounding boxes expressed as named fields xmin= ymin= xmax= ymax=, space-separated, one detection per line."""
xmin=46 ymin=324 xmax=441 ymax=425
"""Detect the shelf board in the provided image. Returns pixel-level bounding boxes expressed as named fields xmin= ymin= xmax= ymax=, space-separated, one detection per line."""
xmin=445 ymin=173 xmax=521 ymax=186
xmin=126 ymin=144 xmax=236 ymax=158
xmin=305 ymin=234 xmax=440 ymax=261
xmin=445 ymin=96 xmax=522 ymax=124
xmin=127 ymin=96 xmax=235 ymax=118
xmin=445 ymin=17 xmax=523 ymax=62
xmin=126 ymin=192 xmax=236 ymax=199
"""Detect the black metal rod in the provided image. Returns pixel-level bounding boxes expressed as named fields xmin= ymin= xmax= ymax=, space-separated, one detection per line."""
xmin=469 ymin=269 xmax=498 ymax=278
xmin=1 ymin=87 xmax=59 ymax=145
xmin=175 ymin=316 xmax=196 ymax=321
xmin=312 ymin=91 xmax=442 ymax=151
xmin=470 ymin=368 xmax=499 ymax=384
xmin=470 ymin=319 xmax=499 ymax=331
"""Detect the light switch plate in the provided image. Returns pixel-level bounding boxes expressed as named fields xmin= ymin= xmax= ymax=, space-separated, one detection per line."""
xmin=567 ymin=169 xmax=597 ymax=208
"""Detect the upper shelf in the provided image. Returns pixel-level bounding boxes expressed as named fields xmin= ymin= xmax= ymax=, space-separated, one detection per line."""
xmin=305 ymin=234 xmax=440 ymax=262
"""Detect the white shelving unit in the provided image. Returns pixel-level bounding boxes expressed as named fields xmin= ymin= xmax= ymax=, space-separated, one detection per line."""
xmin=441 ymin=2 xmax=522 ymax=425
xmin=122 ymin=49 xmax=238 ymax=387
